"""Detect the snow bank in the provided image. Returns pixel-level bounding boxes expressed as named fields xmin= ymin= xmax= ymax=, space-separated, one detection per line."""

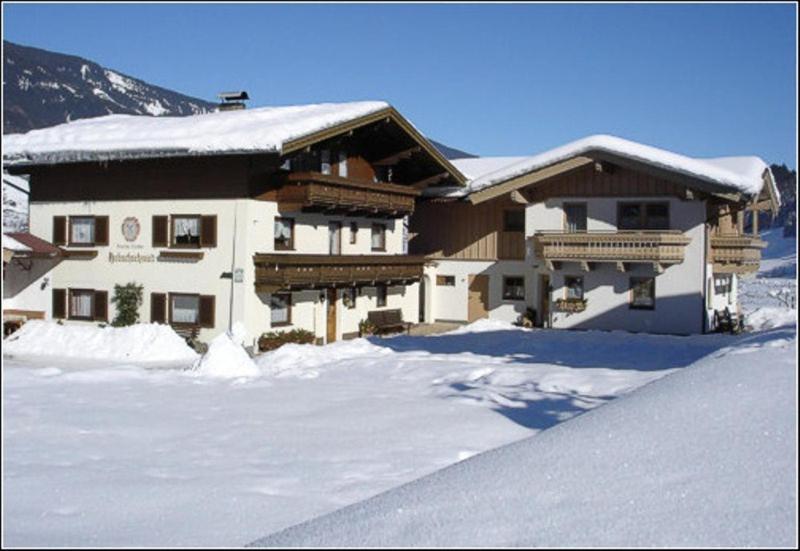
xmin=256 ymin=338 xmax=392 ymax=378
xmin=435 ymin=134 xmax=770 ymax=198
xmin=3 ymin=101 xmax=389 ymax=164
xmin=745 ymin=306 xmax=797 ymax=331
xmin=193 ymin=331 xmax=260 ymax=379
xmin=441 ymin=318 xmax=525 ymax=335
xmin=252 ymin=327 xmax=797 ymax=547
xmin=2 ymin=233 xmax=31 ymax=251
xmin=2 ymin=320 xmax=198 ymax=363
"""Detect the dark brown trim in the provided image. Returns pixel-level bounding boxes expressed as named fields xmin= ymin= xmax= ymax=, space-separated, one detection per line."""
xmin=62 ymin=250 xmax=99 ymax=260
xmin=376 ymin=284 xmax=388 ymax=308
xmin=158 ymin=251 xmax=204 ymax=261
xmin=436 ymin=275 xmax=456 ymax=286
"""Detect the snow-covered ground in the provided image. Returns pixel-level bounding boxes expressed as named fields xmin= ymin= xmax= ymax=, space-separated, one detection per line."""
xmin=2 ymin=231 xmax=795 ymax=547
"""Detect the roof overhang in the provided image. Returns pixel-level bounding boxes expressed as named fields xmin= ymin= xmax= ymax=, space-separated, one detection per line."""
xmin=281 ymin=106 xmax=467 ymax=187
xmin=468 ymin=150 xmax=753 ymax=205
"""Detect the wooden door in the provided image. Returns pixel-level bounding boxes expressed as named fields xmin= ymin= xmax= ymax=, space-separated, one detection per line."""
xmin=538 ymin=274 xmax=550 ymax=327
xmin=467 ymin=274 xmax=489 ymax=322
xmin=326 ymin=289 xmax=337 ymax=342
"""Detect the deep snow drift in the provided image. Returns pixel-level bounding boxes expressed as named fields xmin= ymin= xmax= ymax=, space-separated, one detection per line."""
xmin=2 ymin=320 xmax=198 ymax=364
xmin=253 ymin=324 xmax=796 ymax=547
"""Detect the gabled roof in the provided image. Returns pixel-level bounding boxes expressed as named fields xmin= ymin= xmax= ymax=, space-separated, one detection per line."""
xmin=430 ymin=135 xmax=778 ymax=209
xmin=3 ymin=101 xmax=467 ymax=185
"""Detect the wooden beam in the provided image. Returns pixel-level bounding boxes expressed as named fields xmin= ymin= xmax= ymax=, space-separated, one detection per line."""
xmin=509 ymin=190 xmax=529 ymax=204
xmin=615 ymin=261 xmax=627 ymax=273
xmin=579 ymin=260 xmax=591 ymax=272
xmin=372 ymin=146 xmax=421 ymax=166
xmin=653 ymin=262 xmax=665 ymax=274
xmin=412 ymin=172 xmax=450 ymax=189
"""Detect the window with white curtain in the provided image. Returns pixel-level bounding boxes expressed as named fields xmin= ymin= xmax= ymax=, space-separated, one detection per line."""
xmin=69 ymin=290 xmax=93 ymax=319
xmin=172 ymin=216 xmax=200 ymax=246
xmin=171 ymin=294 xmax=199 ymax=324
xmin=337 ymin=151 xmax=348 ymax=177
xmin=371 ymin=224 xmax=386 ymax=251
xmin=271 ymin=294 xmax=290 ymax=325
xmin=70 ymin=217 xmax=95 ymax=245
xmin=274 ymin=217 xmax=294 ymax=250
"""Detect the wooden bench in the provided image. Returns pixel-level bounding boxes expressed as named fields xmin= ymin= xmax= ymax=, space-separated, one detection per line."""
xmin=172 ymin=324 xmax=200 ymax=342
xmin=367 ymin=309 xmax=412 ymax=336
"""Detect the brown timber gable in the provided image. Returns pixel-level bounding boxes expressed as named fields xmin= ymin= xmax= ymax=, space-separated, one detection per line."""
xmin=409 ymin=195 xmax=525 ymax=261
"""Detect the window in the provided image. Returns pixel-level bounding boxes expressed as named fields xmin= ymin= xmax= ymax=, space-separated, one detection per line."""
xmin=503 ymin=210 xmax=525 ymax=232
xmin=70 ymin=217 xmax=95 ymax=245
xmin=343 ymin=287 xmax=357 ymax=309
xmin=320 ymin=149 xmax=332 ymax=175
xmin=376 ymin=285 xmax=387 ymax=307
xmin=172 ymin=215 xmax=201 ymax=247
xmin=630 ymin=277 xmax=656 ymax=309
xmin=68 ymin=289 xmax=94 ymax=320
xmin=171 ymin=294 xmax=200 ymax=324
xmin=337 ymin=151 xmax=348 ymax=178
xmin=714 ymin=275 xmax=732 ymax=295
xmin=371 ymin=224 xmax=386 ymax=251
xmin=436 ymin=275 xmax=455 ymax=286
xmin=564 ymin=203 xmax=587 ymax=232
xmin=329 ymin=222 xmax=342 ymax=255
xmin=274 ymin=217 xmax=294 ymax=250
xmin=564 ymin=276 xmax=584 ymax=300
xmin=349 ymin=222 xmax=358 ymax=244
xmin=270 ymin=293 xmax=291 ymax=326
xmin=503 ymin=276 xmax=525 ymax=301
xmin=618 ymin=202 xmax=670 ymax=230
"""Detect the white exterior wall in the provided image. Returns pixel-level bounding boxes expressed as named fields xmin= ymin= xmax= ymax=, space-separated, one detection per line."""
xmin=2 ymin=258 xmax=58 ymax=316
xmin=527 ymin=196 xmax=707 ymax=335
xmin=30 ymin=199 xmax=418 ymax=347
xmin=423 ymin=259 xmax=532 ymax=324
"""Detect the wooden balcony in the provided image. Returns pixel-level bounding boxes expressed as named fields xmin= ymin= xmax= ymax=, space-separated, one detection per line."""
xmin=253 ymin=253 xmax=426 ymax=293
xmin=531 ymin=231 xmax=692 ymax=272
xmin=274 ymin=172 xmax=419 ymax=218
xmin=710 ymin=235 xmax=766 ymax=274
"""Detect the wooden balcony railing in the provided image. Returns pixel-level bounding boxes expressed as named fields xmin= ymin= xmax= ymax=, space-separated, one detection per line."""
xmin=253 ymin=253 xmax=426 ymax=293
xmin=276 ymin=172 xmax=419 ymax=218
xmin=531 ymin=230 xmax=692 ymax=271
xmin=710 ymin=235 xmax=766 ymax=274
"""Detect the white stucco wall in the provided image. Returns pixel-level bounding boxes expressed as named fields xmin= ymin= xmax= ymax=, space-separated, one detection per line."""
xmin=527 ymin=196 xmax=707 ymax=335
xmin=30 ymin=199 xmax=418 ymax=347
xmin=2 ymin=257 xmax=58 ymax=316
xmin=423 ymin=259 xmax=532 ymax=324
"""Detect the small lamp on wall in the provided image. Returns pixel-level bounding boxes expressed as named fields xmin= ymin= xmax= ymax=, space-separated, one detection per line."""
xmin=40 ymin=277 xmax=50 ymax=290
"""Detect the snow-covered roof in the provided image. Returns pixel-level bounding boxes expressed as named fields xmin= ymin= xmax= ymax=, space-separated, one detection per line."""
xmin=450 ymin=156 xmax=529 ymax=180
xmin=3 ymin=233 xmax=31 ymax=252
xmin=437 ymin=135 xmax=772 ymax=200
xmin=3 ymin=101 xmax=391 ymax=164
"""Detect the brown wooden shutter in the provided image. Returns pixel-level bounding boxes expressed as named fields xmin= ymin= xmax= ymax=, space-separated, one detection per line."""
xmin=152 ymin=216 xmax=168 ymax=247
xmin=199 ymin=295 xmax=215 ymax=328
xmin=150 ymin=293 xmax=167 ymax=324
xmin=53 ymin=216 xmax=67 ymax=246
xmin=95 ymin=216 xmax=109 ymax=245
xmin=200 ymin=215 xmax=217 ymax=248
xmin=52 ymin=288 xmax=67 ymax=319
xmin=93 ymin=290 xmax=108 ymax=322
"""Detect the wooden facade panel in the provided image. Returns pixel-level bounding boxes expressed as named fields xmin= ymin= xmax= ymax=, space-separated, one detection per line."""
xmin=524 ymin=163 xmax=688 ymax=203
xmin=409 ymin=196 xmax=525 ymax=260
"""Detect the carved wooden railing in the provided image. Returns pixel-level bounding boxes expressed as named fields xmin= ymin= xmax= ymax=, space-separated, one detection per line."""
xmin=276 ymin=172 xmax=419 ymax=218
xmin=710 ymin=235 xmax=766 ymax=274
xmin=253 ymin=253 xmax=425 ymax=293
xmin=531 ymin=231 xmax=692 ymax=268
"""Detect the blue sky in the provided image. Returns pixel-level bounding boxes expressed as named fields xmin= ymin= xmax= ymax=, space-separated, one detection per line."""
xmin=3 ymin=2 xmax=797 ymax=167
